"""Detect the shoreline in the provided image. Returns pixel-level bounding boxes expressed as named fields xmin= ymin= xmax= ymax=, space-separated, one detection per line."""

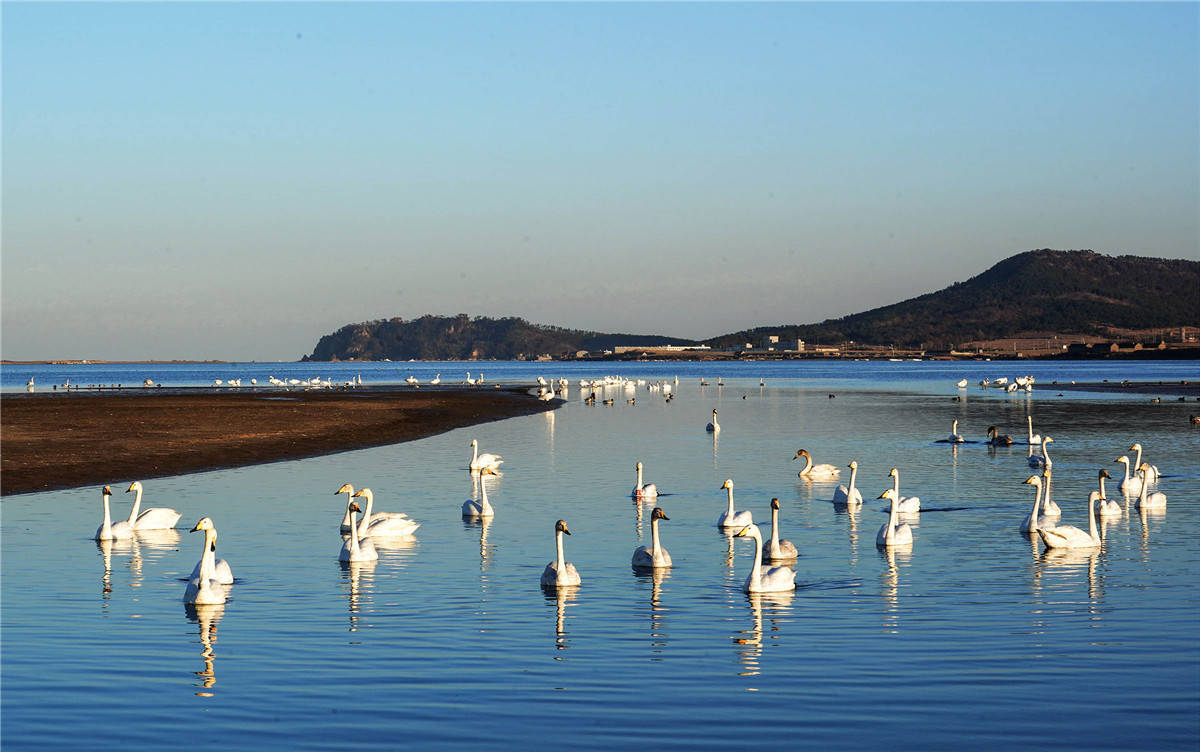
xmin=0 ymin=386 xmax=558 ymax=497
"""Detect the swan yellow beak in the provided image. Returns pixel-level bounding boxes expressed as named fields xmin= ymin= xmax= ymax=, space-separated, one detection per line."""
xmin=335 ymin=483 xmax=353 ymax=495
xmin=735 ymin=526 xmax=750 ymax=537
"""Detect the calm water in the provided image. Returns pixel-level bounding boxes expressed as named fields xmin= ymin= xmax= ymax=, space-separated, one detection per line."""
xmin=3 ymin=361 xmax=1198 ymax=750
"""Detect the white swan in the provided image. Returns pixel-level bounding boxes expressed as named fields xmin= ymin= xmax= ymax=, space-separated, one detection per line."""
xmin=717 ymin=479 xmax=753 ymax=529
xmin=95 ymin=485 xmax=134 ymax=541
xmin=1129 ymin=444 xmax=1160 ymax=483
xmin=125 ymin=481 xmax=182 ymax=530
xmin=1028 ymin=435 xmax=1054 ymax=469
xmin=793 ymin=449 xmax=840 ymax=478
xmin=335 ymin=483 xmax=358 ymax=534
xmin=948 ymin=419 xmax=965 ymax=443
xmin=541 ymin=519 xmax=581 ymax=587
xmin=733 ymin=523 xmax=796 ymax=593
xmin=832 ymin=460 xmax=863 ymax=506
xmin=956 ymin=378 xmax=968 ymax=388
xmin=188 ymin=518 xmax=234 ymax=585
xmin=1019 ymin=475 xmax=1053 ymax=533
xmin=353 ymin=488 xmax=419 ymax=537
xmin=632 ymin=461 xmax=658 ymax=499
xmin=876 ymin=489 xmax=914 ymax=547
xmin=469 ymin=439 xmax=503 ymax=474
xmin=762 ymin=498 xmax=798 ymax=561
xmin=184 ymin=517 xmax=230 ymax=605
xmin=429 ymin=373 xmax=441 ymax=385
xmin=1114 ymin=455 xmax=1144 ymax=496
xmin=1038 ymin=492 xmax=1101 ymax=549
xmin=1040 ymin=467 xmax=1062 ymax=516
xmin=462 ymin=476 xmax=495 ymax=519
xmin=1136 ymin=464 xmax=1167 ymax=510
xmin=1026 ymin=415 xmax=1042 ymax=446
xmin=705 ymin=409 xmax=720 ymax=433
xmin=339 ymin=502 xmax=378 ymax=563
xmin=1095 ymin=470 xmax=1122 ymax=516
xmin=632 ymin=507 xmax=672 ymax=568
xmin=881 ymin=467 xmax=920 ymax=513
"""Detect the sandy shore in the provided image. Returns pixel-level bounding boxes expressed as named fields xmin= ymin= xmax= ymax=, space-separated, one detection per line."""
xmin=1 ymin=387 xmax=557 ymax=496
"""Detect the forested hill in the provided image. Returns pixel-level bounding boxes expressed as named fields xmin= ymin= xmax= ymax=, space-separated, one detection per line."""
xmin=302 ymin=314 xmax=697 ymax=361
xmin=704 ymin=249 xmax=1200 ymax=350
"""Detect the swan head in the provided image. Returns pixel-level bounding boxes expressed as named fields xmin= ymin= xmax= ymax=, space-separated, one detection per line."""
xmin=888 ymin=467 xmax=899 ymax=478
xmin=792 ymin=449 xmax=810 ymax=461
xmin=555 ymin=519 xmax=572 ymax=535
xmin=733 ymin=523 xmax=760 ymax=538
xmin=1043 ymin=436 xmax=1053 ymax=446
xmin=651 ymin=507 xmax=669 ymax=522
xmin=470 ymin=439 xmax=478 ymax=448
xmin=348 ymin=502 xmax=362 ymax=515
xmin=770 ymin=497 xmax=780 ymax=511
xmin=987 ymin=426 xmax=996 ymax=436
xmin=335 ymin=483 xmax=354 ymax=495
xmin=1099 ymin=469 xmax=1111 ymax=480
xmin=1023 ymin=475 xmax=1042 ymax=487
xmin=126 ymin=481 xmax=142 ymax=494
xmin=878 ymin=489 xmax=895 ymax=500
xmin=1129 ymin=443 xmax=1142 ymax=452
xmin=848 ymin=460 xmax=858 ymax=470
xmin=190 ymin=517 xmax=216 ymax=533
xmin=636 ymin=461 xmax=643 ymax=471
xmin=721 ymin=479 xmax=734 ymax=490
xmin=1114 ymin=455 xmax=1130 ymax=466
xmin=351 ymin=488 xmax=373 ymax=501
xmin=1138 ymin=462 xmax=1152 ymax=475
xmin=102 ymin=485 xmax=112 ymax=497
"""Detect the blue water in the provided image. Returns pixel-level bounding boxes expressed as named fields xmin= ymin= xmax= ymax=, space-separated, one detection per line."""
xmin=3 ymin=361 xmax=1198 ymax=749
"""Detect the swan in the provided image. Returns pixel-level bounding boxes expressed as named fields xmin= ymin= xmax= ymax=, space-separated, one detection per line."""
xmin=125 ymin=481 xmax=182 ymax=530
xmin=793 ymin=449 xmax=840 ymax=478
xmin=353 ymin=488 xmax=419 ymax=537
xmin=339 ymin=503 xmax=378 ymax=563
xmin=469 ymin=439 xmax=503 ymax=474
xmin=875 ymin=489 xmax=914 ymax=547
xmin=1135 ymin=464 xmax=1167 ymax=510
xmin=1028 ymin=435 xmax=1054 ymax=469
xmin=1026 ymin=415 xmax=1042 ymax=446
xmin=986 ymin=426 xmax=1014 ymax=446
xmin=733 ymin=524 xmax=796 ymax=593
xmin=1019 ymin=475 xmax=1054 ymax=533
xmin=1114 ymin=455 xmax=1144 ymax=496
xmin=1095 ymin=469 xmax=1122 ymax=516
xmin=95 ymin=485 xmax=134 ymax=541
xmin=882 ymin=467 xmax=920 ymax=513
xmin=405 ymin=375 xmax=419 ymax=384
xmin=430 ymin=373 xmax=441 ymax=385
xmin=762 ymin=498 xmax=798 ymax=561
xmin=1040 ymin=467 xmax=1062 ymax=516
xmin=462 ymin=476 xmax=495 ymax=519
xmin=717 ymin=479 xmax=753 ymax=529
xmin=632 ymin=461 xmax=658 ymax=499
xmin=956 ymin=378 xmax=968 ymax=388
xmin=184 ymin=517 xmax=230 ymax=605
xmin=632 ymin=507 xmax=672 ymax=568
xmin=706 ymin=409 xmax=720 ymax=433
xmin=832 ymin=460 xmax=864 ymax=506
xmin=187 ymin=517 xmax=234 ymax=585
xmin=948 ymin=419 xmax=965 ymax=443
xmin=541 ymin=519 xmax=581 ymax=587
xmin=1038 ymin=492 xmax=1101 ymax=550
xmin=334 ymin=483 xmax=358 ymax=534
xmin=1129 ymin=444 xmax=1160 ymax=483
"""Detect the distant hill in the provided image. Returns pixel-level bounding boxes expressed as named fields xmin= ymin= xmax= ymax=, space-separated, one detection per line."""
xmin=302 ymin=314 xmax=697 ymax=361
xmin=704 ymin=249 xmax=1200 ymax=350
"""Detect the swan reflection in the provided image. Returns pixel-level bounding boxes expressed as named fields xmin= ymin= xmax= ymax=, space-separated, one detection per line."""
xmin=97 ymin=539 xmax=114 ymax=601
xmin=633 ymin=567 xmax=671 ymax=655
xmin=341 ymin=560 xmax=377 ymax=634
xmin=879 ymin=546 xmax=911 ymax=633
xmin=733 ymin=591 xmax=793 ymax=682
xmin=544 ymin=585 xmax=580 ymax=658
xmin=184 ymin=602 xmax=226 ymax=696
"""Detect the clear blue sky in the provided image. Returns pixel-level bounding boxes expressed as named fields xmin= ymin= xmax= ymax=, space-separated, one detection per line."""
xmin=3 ymin=2 xmax=1197 ymax=361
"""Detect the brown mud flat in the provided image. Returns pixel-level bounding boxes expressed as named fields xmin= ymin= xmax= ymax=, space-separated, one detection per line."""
xmin=1 ymin=387 xmax=557 ymax=496
xmin=1047 ymin=380 xmax=1200 ymax=397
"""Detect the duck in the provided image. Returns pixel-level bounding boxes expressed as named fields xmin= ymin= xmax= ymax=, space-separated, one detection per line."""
xmin=1095 ymin=469 xmax=1122 ymax=516
xmin=705 ymin=409 xmax=720 ymax=433
xmin=986 ymin=426 xmax=1014 ymax=446
xmin=184 ymin=517 xmax=231 ymax=605
xmin=468 ymin=439 xmax=503 ymax=474
xmin=632 ymin=508 xmax=672 ymax=569
xmin=1019 ymin=475 xmax=1054 ymax=533
xmin=881 ymin=467 xmax=920 ymax=513
xmin=125 ymin=481 xmax=182 ymax=530
xmin=352 ymin=488 xmax=419 ymax=537
xmin=793 ymin=449 xmax=840 ymax=478
xmin=948 ymin=419 xmax=965 ymax=443
xmin=761 ymin=498 xmax=798 ymax=561
xmin=1038 ymin=492 xmax=1102 ymax=550
xmin=1135 ymin=464 xmax=1167 ymax=510
xmin=1113 ymin=455 xmax=1144 ymax=496
xmin=717 ymin=479 xmax=753 ymax=529
xmin=541 ymin=519 xmax=581 ymax=587
xmin=338 ymin=503 xmax=378 ymax=563
xmin=95 ymin=485 xmax=134 ymax=541
xmin=876 ymin=489 xmax=914 ymax=547
xmin=462 ymin=476 xmax=495 ymax=519
xmin=1128 ymin=444 xmax=1160 ymax=483
xmin=632 ymin=461 xmax=658 ymax=499
xmin=733 ymin=524 xmax=796 ymax=593
xmin=832 ymin=460 xmax=863 ymax=506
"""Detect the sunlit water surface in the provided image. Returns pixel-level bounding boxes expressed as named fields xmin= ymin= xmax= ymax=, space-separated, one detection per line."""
xmin=3 ymin=361 xmax=1198 ymax=749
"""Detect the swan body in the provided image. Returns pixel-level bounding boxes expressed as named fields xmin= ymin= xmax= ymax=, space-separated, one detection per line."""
xmin=1129 ymin=444 xmax=1160 ymax=483
xmin=632 ymin=508 xmax=672 ymax=568
xmin=1026 ymin=415 xmax=1042 ymax=446
xmin=339 ymin=503 xmax=378 ymax=563
xmin=956 ymin=378 xmax=968 ymax=388
xmin=832 ymin=461 xmax=864 ymax=506
xmin=876 ymin=489 xmax=914 ymax=547
xmin=632 ymin=461 xmax=658 ymax=499
xmin=793 ymin=449 xmax=840 ymax=478
xmin=1095 ymin=470 xmax=1122 ymax=516
xmin=469 ymin=439 xmax=503 ymax=474
xmin=948 ymin=419 xmax=965 ymax=443
xmin=734 ymin=524 xmax=796 ymax=593
xmin=125 ymin=481 xmax=182 ymax=530
xmin=95 ymin=486 xmax=134 ymax=541
xmin=184 ymin=517 xmax=230 ymax=605
xmin=353 ymin=488 xmax=419 ymax=537
xmin=1019 ymin=475 xmax=1054 ymax=533
xmin=462 ymin=477 xmax=495 ymax=519
xmin=430 ymin=373 xmax=441 ymax=385
xmin=986 ymin=426 xmax=1014 ymax=446
xmin=881 ymin=468 xmax=920 ymax=513
xmin=1114 ymin=455 xmax=1144 ymax=496
xmin=541 ymin=519 xmax=581 ymax=587
xmin=717 ymin=479 xmax=753 ymax=528
xmin=1028 ymin=435 xmax=1054 ymax=469
xmin=1136 ymin=465 xmax=1167 ymax=510
xmin=706 ymin=409 xmax=720 ymax=433
xmin=762 ymin=498 xmax=798 ymax=561
xmin=1038 ymin=492 xmax=1101 ymax=549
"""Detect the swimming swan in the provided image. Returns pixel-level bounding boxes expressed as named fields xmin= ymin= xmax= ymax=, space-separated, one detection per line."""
xmin=876 ymin=489 xmax=914 ymax=547
xmin=1026 ymin=415 xmax=1042 ymax=446
xmin=717 ymin=479 xmax=753 ymax=529
xmin=188 ymin=518 xmax=234 ymax=585
xmin=1038 ymin=492 xmax=1101 ymax=549
xmin=832 ymin=461 xmax=864 ymax=506
xmin=125 ymin=481 xmax=182 ymax=530
xmin=1040 ymin=467 xmax=1062 ymax=516
xmin=632 ymin=461 xmax=658 ymax=499
xmin=1129 ymin=444 xmax=1160 ymax=483
xmin=339 ymin=503 xmax=378 ymax=563
xmin=462 ymin=476 xmax=495 ymax=519
xmin=948 ymin=419 xmax=965 ymax=443
xmin=95 ymin=485 xmax=135 ymax=541
xmin=762 ymin=498 xmax=798 ymax=561
xmin=335 ymin=483 xmax=357 ymax=534
xmin=1135 ymin=464 xmax=1167 ymax=510
xmin=793 ymin=449 xmax=840 ymax=478
xmin=184 ymin=517 xmax=231 ymax=605
xmin=632 ymin=508 xmax=672 ymax=568
xmin=1095 ymin=470 xmax=1122 ymax=516
xmin=986 ymin=426 xmax=1014 ymax=446
xmin=469 ymin=439 xmax=503 ymax=474
xmin=353 ymin=488 xmax=419 ymax=537
xmin=882 ymin=467 xmax=920 ymax=513
xmin=1028 ymin=435 xmax=1054 ymax=469
xmin=1020 ymin=475 xmax=1054 ymax=533
xmin=733 ymin=523 xmax=796 ymax=593
xmin=706 ymin=409 xmax=720 ymax=433
xmin=541 ymin=519 xmax=581 ymax=587
xmin=1114 ymin=455 xmax=1144 ymax=496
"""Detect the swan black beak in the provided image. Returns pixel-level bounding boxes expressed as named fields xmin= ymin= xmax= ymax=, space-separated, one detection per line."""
xmin=190 ymin=521 xmax=203 ymax=532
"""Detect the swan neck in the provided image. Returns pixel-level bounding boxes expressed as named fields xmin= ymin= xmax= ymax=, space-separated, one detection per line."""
xmin=101 ymin=494 xmax=113 ymax=536
xmin=892 ymin=472 xmax=900 ymax=498
xmin=650 ymin=517 xmax=662 ymax=556
xmin=1087 ymin=494 xmax=1098 ymax=542
xmin=358 ymin=491 xmax=373 ymax=537
xmin=1029 ymin=482 xmax=1041 ymax=531
xmin=887 ymin=488 xmax=899 ymax=533
xmin=726 ymin=486 xmax=735 ymax=516
xmin=128 ymin=485 xmax=143 ymax=524
xmin=636 ymin=465 xmax=643 ymax=490
xmin=1133 ymin=446 xmax=1142 ymax=468
xmin=770 ymin=507 xmax=780 ymax=546
xmin=200 ymin=528 xmax=218 ymax=581
xmin=349 ymin=513 xmax=362 ymax=555
xmin=748 ymin=527 xmax=764 ymax=585
xmin=555 ymin=529 xmax=566 ymax=572
xmin=1042 ymin=473 xmax=1054 ymax=513
xmin=801 ymin=454 xmax=812 ymax=474
xmin=849 ymin=464 xmax=858 ymax=492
